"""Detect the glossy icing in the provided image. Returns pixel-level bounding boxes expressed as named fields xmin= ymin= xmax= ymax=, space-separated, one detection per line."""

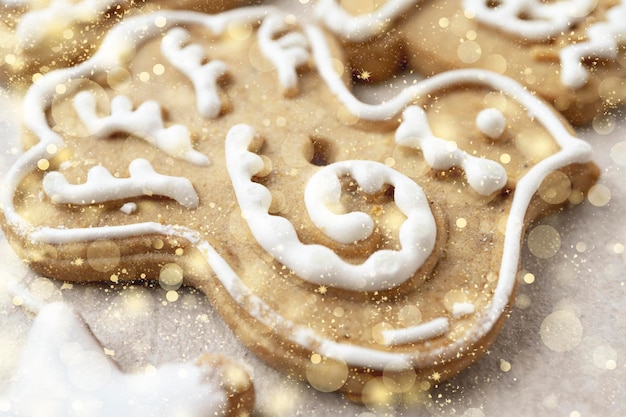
xmin=0 ymin=7 xmax=594 ymax=372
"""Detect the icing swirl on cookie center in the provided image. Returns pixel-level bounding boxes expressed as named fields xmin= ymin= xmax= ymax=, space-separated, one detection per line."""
xmin=226 ymin=124 xmax=437 ymax=292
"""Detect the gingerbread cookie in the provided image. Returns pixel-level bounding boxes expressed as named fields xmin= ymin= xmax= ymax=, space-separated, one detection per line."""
xmin=315 ymin=0 xmax=626 ymax=126
xmin=0 ymin=6 xmax=599 ymax=404
xmin=0 ymin=302 xmax=254 ymax=417
xmin=0 ymin=0 xmax=253 ymax=87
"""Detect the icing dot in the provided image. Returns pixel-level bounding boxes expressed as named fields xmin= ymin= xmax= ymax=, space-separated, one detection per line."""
xmin=457 ymin=40 xmax=481 ymax=64
xmin=165 ymin=290 xmax=179 ymax=302
xmin=610 ymin=141 xmax=626 ymax=165
xmin=4 ymin=54 xmax=16 ymax=65
xmin=476 ymin=108 xmax=506 ymax=140
xmin=575 ymin=242 xmax=587 ymax=252
xmin=456 ymin=218 xmax=467 ymax=229
xmin=138 ymin=71 xmax=150 ymax=82
xmin=62 ymin=29 xmax=73 ymax=40
xmin=527 ymin=225 xmax=561 ymax=259
xmin=538 ymin=171 xmax=572 ymax=205
xmin=540 ymin=310 xmax=583 ymax=352
xmin=499 ymin=359 xmax=511 ymax=372
xmin=55 ymin=84 xmax=67 ymax=95
xmin=587 ymin=184 xmax=611 ymax=207
xmin=499 ymin=153 xmax=511 ymax=164
xmin=305 ymin=357 xmax=349 ymax=393
xmin=159 ymin=263 xmax=184 ymax=291
xmin=310 ymin=353 xmax=321 ymax=364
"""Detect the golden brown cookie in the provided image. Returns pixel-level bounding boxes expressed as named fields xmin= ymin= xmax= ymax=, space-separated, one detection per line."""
xmin=0 ymin=6 xmax=599 ymax=405
xmin=0 ymin=0 xmax=255 ymax=87
xmin=315 ymin=0 xmax=626 ymax=126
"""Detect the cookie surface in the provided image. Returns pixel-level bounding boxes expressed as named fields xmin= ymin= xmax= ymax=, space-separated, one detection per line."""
xmin=1 ymin=6 xmax=599 ymax=404
xmin=0 ymin=0 xmax=252 ymax=87
xmin=315 ymin=0 xmax=626 ymax=125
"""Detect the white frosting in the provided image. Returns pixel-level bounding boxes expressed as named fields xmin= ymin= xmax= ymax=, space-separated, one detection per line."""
xmin=257 ymin=13 xmax=310 ymax=95
xmin=464 ymin=0 xmax=595 ymax=41
xmin=225 ymin=124 xmax=436 ymax=292
xmin=381 ymin=318 xmax=450 ymax=346
xmin=43 ymin=158 xmax=199 ymax=209
xmin=73 ymin=91 xmax=209 ymax=166
xmin=476 ymin=108 xmax=506 ymax=140
xmin=314 ymin=0 xmax=419 ymax=42
xmin=161 ymin=27 xmax=229 ymax=119
xmin=560 ymin=2 xmax=626 ymax=89
xmin=16 ymin=0 xmax=114 ymax=48
xmin=119 ymin=202 xmax=137 ymax=214
xmin=452 ymin=302 xmax=476 ymax=318
xmin=395 ymin=105 xmax=507 ymax=196
xmin=0 ymin=9 xmax=595 ymax=373
xmin=0 ymin=303 xmax=229 ymax=417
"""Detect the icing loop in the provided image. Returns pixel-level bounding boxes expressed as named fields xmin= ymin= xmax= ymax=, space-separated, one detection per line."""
xmin=464 ymin=0 xmax=595 ymax=41
xmin=258 ymin=14 xmax=310 ymax=95
xmin=226 ymin=124 xmax=437 ymax=292
xmin=314 ymin=0 xmax=419 ymax=42
xmin=73 ymin=91 xmax=209 ymax=166
xmin=560 ymin=3 xmax=626 ymax=89
xmin=161 ymin=27 xmax=229 ymax=119
xmin=43 ymin=158 xmax=200 ymax=209
xmin=395 ymin=106 xmax=508 ymax=196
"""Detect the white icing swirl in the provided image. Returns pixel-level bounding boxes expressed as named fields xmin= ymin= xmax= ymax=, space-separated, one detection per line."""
xmin=395 ymin=106 xmax=508 ymax=196
xmin=476 ymin=108 xmax=506 ymax=140
xmin=43 ymin=158 xmax=199 ymax=209
xmin=226 ymin=124 xmax=437 ymax=292
xmin=0 ymin=10 xmax=595 ymax=373
xmin=314 ymin=0 xmax=419 ymax=42
xmin=16 ymin=0 xmax=113 ymax=48
xmin=257 ymin=13 xmax=310 ymax=95
xmin=161 ymin=27 xmax=229 ymax=119
xmin=464 ymin=0 xmax=595 ymax=40
xmin=73 ymin=91 xmax=209 ymax=166
xmin=560 ymin=2 xmax=626 ymax=89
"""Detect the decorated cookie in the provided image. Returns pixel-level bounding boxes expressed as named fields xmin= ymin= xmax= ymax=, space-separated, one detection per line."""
xmin=0 ymin=6 xmax=600 ymax=404
xmin=0 ymin=302 xmax=254 ymax=417
xmin=0 ymin=0 xmax=254 ymax=87
xmin=315 ymin=0 xmax=626 ymax=126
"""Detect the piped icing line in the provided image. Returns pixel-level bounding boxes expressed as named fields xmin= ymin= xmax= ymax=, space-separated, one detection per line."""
xmin=161 ymin=27 xmax=229 ymax=119
xmin=15 ymin=0 xmax=116 ymax=48
xmin=305 ymin=24 xmax=593 ymax=363
xmin=42 ymin=158 xmax=200 ymax=209
xmin=73 ymin=91 xmax=209 ymax=166
xmin=257 ymin=13 xmax=310 ymax=96
xmin=381 ymin=318 xmax=450 ymax=346
xmin=463 ymin=0 xmax=596 ymax=41
xmin=226 ymin=124 xmax=437 ymax=292
xmin=395 ymin=105 xmax=508 ymax=196
xmin=559 ymin=2 xmax=626 ymax=89
xmin=0 ymin=9 xmax=596 ymax=373
xmin=0 ymin=302 xmax=233 ymax=417
xmin=314 ymin=0 xmax=420 ymax=43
